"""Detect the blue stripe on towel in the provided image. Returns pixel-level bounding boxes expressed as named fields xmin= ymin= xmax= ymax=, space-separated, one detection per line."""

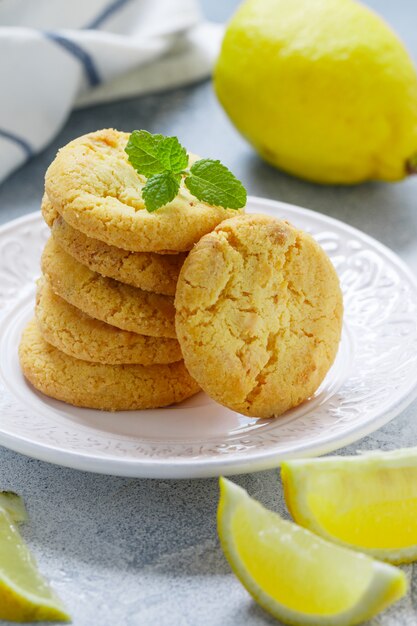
xmin=0 ymin=128 xmax=33 ymax=158
xmin=44 ymin=32 xmax=101 ymax=87
xmin=86 ymin=0 xmax=132 ymax=29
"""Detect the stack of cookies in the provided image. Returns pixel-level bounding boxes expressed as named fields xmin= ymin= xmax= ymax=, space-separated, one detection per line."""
xmin=19 ymin=129 xmax=243 ymax=411
xmin=19 ymin=128 xmax=343 ymax=418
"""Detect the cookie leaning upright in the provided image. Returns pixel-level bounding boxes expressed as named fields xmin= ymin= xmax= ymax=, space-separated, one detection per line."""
xmin=45 ymin=129 xmax=245 ymax=253
xmin=175 ymin=214 xmax=343 ymax=418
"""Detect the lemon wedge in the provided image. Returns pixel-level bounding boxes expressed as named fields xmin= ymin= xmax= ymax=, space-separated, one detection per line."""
xmin=218 ymin=477 xmax=406 ymax=626
xmin=0 ymin=491 xmax=28 ymax=523
xmin=0 ymin=506 xmax=69 ymax=622
xmin=282 ymin=448 xmax=417 ymax=564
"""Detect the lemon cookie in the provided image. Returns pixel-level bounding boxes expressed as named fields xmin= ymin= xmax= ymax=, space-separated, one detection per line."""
xmin=41 ymin=238 xmax=176 ymax=338
xmin=175 ymin=214 xmax=343 ymax=418
xmin=42 ymin=195 xmax=186 ymax=295
xmin=35 ymin=279 xmax=182 ymax=365
xmin=45 ymin=129 xmax=244 ymax=253
xmin=19 ymin=320 xmax=199 ymax=411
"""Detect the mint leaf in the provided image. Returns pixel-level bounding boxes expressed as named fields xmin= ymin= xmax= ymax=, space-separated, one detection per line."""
xmin=125 ymin=130 xmax=165 ymax=177
xmin=185 ymin=159 xmax=246 ymax=209
xmin=142 ymin=172 xmax=181 ymax=212
xmin=126 ymin=131 xmax=188 ymax=178
xmin=157 ymin=136 xmax=188 ymax=173
xmin=126 ymin=130 xmax=247 ymax=211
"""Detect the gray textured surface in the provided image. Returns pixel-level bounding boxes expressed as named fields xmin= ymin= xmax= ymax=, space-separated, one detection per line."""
xmin=0 ymin=0 xmax=417 ymax=624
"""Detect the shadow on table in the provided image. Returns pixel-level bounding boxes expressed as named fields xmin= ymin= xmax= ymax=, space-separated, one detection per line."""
xmin=1 ymin=448 xmax=283 ymax=574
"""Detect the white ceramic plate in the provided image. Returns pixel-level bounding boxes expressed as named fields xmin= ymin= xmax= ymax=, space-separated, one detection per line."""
xmin=0 ymin=197 xmax=417 ymax=478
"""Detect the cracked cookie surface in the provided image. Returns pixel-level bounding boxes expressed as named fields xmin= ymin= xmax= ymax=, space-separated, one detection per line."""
xmin=42 ymin=237 xmax=176 ymax=338
xmin=42 ymin=195 xmax=186 ymax=295
xmin=45 ymin=129 xmax=244 ymax=253
xmin=19 ymin=320 xmax=199 ymax=411
xmin=175 ymin=213 xmax=343 ymax=418
xmin=35 ymin=279 xmax=182 ymax=365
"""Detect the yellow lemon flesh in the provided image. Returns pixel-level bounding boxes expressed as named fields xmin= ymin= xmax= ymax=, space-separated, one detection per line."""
xmin=0 ymin=506 xmax=69 ymax=622
xmin=214 ymin=0 xmax=417 ymax=184
xmin=282 ymin=447 xmax=417 ymax=564
xmin=218 ymin=478 xmax=406 ymax=626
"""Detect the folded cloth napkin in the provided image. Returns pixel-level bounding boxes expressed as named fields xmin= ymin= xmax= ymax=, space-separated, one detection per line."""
xmin=0 ymin=0 xmax=222 ymax=184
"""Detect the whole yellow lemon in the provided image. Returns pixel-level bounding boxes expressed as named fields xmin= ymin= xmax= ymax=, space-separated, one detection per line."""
xmin=214 ymin=0 xmax=417 ymax=184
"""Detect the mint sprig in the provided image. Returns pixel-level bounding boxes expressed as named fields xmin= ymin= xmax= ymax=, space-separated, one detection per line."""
xmin=125 ymin=130 xmax=247 ymax=212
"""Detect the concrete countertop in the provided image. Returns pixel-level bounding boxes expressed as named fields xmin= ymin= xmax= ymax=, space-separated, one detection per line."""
xmin=0 ymin=1 xmax=416 ymax=624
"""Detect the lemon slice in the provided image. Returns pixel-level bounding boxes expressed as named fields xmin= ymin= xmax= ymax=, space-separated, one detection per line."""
xmin=218 ymin=478 xmax=406 ymax=626
xmin=282 ymin=448 xmax=417 ymax=564
xmin=0 ymin=507 xmax=69 ymax=622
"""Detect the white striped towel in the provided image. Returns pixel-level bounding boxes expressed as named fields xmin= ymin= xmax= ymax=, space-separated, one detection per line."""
xmin=0 ymin=0 xmax=222 ymax=183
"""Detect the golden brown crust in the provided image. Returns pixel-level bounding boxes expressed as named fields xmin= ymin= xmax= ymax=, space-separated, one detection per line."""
xmin=41 ymin=237 xmax=176 ymax=338
xmin=175 ymin=213 xmax=343 ymax=418
xmin=19 ymin=320 xmax=199 ymax=411
xmin=44 ymin=129 xmax=245 ymax=253
xmin=35 ymin=279 xmax=182 ymax=365
xmin=42 ymin=195 xmax=186 ymax=295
